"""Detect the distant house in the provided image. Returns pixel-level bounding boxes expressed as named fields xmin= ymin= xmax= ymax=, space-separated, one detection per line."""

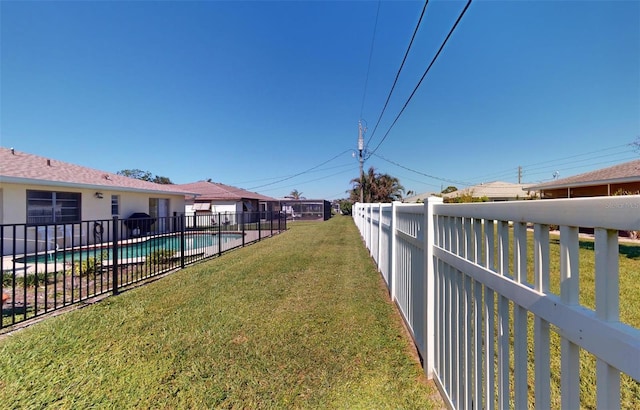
xmin=175 ymin=181 xmax=279 ymax=226
xmin=442 ymin=181 xmax=535 ymax=202
xmin=0 ymin=147 xmax=196 ymax=254
xmin=280 ymin=199 xmax=331 ymax=221
xmin=525 ymin=159 xmax=640 ymax=199
xmin=403 ymin=192 xmax=439 ymax=203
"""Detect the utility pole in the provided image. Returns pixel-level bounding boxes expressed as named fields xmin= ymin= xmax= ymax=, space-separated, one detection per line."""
xmin=518 ymin=166 xmax=522 ymax=184
xmin=358 ymin=120 xmax=365 ymax=203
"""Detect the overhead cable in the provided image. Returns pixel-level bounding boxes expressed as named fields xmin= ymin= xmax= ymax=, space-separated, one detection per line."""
xmin=366 ymin=0 xmax=429 ymax=148
xmin=258 ymin=168 xmax=355 ymax=194
xmin=372 ymin=152 xmax=473 ymax=186
xmin=465 ymin=142 xmax=634 ymax=184
xmin=525 ymin=156 xmax=639 ymax=179
xmin=367 ymin=0 xmax=473 ymax=158
xmin=359 ymin=0 xmax=382 ymax=119
xmin=248 ymin=149 xmax=353 ymax=190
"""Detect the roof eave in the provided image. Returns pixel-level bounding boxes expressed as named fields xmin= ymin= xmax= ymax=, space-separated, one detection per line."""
xmin=0 ymin=176 xmax=198 ymax=197
xmin=526 ymin=176 xmax=640 ymax=191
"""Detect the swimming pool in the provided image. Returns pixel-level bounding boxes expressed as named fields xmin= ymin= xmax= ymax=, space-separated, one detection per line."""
xmin=15 ymin=233 xmax=243 ymax=264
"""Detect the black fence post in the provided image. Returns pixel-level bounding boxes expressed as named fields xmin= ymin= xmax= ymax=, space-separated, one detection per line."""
xmin=242 ymin=211 xmax=246 ymax=247
xmin=180 ymin=214 xmax=186 ymax=269
xmin=217 ymin=212 xmax=222 ymax=257
xmin=270 ymin=211 xmax=274 ymax=236
xmin=258 ymin=212 xmax=261 ymax=241
xmin=112 ymin=216 xmax=119 ymax=295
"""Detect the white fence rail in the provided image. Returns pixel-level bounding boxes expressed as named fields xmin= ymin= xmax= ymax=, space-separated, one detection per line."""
xmin=354 ymin=196 xmax=640 ymax=409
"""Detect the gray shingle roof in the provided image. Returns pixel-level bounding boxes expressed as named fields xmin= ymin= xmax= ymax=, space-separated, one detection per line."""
xmin=0 ymin=147 xmax=196 ymax=196
xmin=176 ymin=181 xmax=276 ymax=202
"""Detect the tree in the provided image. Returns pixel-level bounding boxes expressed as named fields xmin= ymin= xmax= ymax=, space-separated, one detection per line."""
xmin=117 ymin=169 xmax=152 ymax=181
xmin=339 ymin=199 xmax=353 ymax=215
xmin=349 ymin=167 xmax=404 ymax=203
xmin=441 ymin=185 xmax=458 ymax=194
xmin=117 ymin=169 xmax=173 ymax=184
xmin=152 ymin=175 xmax=173 ymax=184
xmin=289 ymin=189 xmax=303 ymax=199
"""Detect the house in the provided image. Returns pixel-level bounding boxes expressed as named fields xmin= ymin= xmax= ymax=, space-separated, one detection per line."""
xmin=280 ymin=199 xmax=332 ymax=221
xmin=175 ymin=181 xmax=279 ymax=227
xmin=403 ymin=192 xmax=439 ymax=203
xmin=0 ymin=147 xmax=196 ymax=254
xmin=525 ymin=159 xmax=640 ymax=199
xmin=442 ymin=181 xmax=535 ymax=202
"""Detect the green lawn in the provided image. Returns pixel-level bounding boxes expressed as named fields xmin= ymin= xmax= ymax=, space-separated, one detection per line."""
xmin=0 ymin=216 xmax=443 ymax=409
xmin=485 ymin=228 xmax=640 ymax=409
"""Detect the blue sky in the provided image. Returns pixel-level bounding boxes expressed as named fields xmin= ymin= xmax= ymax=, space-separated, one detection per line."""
xmin=1 ymin=0 xmax=638 ymax=200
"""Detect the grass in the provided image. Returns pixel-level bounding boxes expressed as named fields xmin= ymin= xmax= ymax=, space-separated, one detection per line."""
xmin=483 ymin=229 xmax=640 ymax=409
xmin=0 ymin=216 xmax=443 ymax=409
xmin=541 ymin=233 xmax=640 ymax=409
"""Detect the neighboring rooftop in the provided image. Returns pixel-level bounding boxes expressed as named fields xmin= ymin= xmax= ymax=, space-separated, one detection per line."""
xmin=526 ymin=159 xmax=640 ymax=191
xmin=403 ymin=192 xmax=439 ymax=203
xmin=443 ymin=181 xmax=533 ymax=201
xmin=176 ymin=181 xmax=277 ymax=202
xmin=0 ymin=147 xmax=196 ymax=196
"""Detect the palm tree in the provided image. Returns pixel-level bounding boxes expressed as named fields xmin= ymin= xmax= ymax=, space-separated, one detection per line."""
xmin=376 ymin=173 xmax=404 ymax=202
xmin=349 ymin=167 xmax=404 ymax=203
xmin=289 ymin=189 xmax=303 ymax=199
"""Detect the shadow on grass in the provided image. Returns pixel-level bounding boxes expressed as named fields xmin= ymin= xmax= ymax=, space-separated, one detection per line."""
xmin=2 ymin=305 xmax=28 ymax=330
xmin=2 ymin=305 xmax=27 ymax=316
xmin=550 ymin=238 xmax=640 ymax=260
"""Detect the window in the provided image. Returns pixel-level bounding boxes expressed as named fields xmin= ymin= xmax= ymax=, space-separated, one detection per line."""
xmin=111 ymin=195 xmax=120 ymax=216
xmin=27 ymin=190 xmax=81 ymax=224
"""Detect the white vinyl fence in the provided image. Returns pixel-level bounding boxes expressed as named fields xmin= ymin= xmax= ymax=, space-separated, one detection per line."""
xmin=354 ymin=196 xmax=640 ymax=409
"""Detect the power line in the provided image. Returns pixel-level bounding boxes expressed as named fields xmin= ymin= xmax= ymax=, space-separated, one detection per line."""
xmin=367 ymin=0 xmax=473 ymax=158
xmin=359 ymin=0 xmax=382 ymax=119
xmin=524 ymin=156 xmax=639 ymax=180
xmin=373 ymin=141 xmax=637 ymax=194
xmin=372 ymin=152 xmax=473 ymax=186
xmin=524 ymin=149 xmax=634 ymax=174
xmin=230 ymin=162 xmax=354 ymax=186
xmin=520 ymin=142 xmax=631 ymax=169
xmin=258 ymin=168 xmax=355 ymax=194
xmin=365 ymin=0 xmax=429 ymax=148
xmin=248 ymin=149 xmax=353 ymax=190
xmin=464 ymin=142 xmax=634 ymax=184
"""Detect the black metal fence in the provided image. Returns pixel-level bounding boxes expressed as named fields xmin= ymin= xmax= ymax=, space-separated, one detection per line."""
xmin=1 ymin=211 xmax=287 ymax=330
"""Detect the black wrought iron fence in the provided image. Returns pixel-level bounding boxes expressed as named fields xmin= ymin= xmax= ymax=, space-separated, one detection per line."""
xmin=1 ymin=211 xmax=286 ymax=330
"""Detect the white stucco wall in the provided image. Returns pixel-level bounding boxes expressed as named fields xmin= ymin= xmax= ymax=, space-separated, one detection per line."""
xmin=0 ymin=182 xmax=186 ymax=224
xmin=0 ymin=182 xmax=186 ymax=255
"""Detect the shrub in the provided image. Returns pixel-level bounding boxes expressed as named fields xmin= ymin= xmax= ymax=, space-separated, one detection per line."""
xmin=73 ymin=251 xmax=108 ymax=278
xmin=2 ymin=271 xmax=56 ymax=288
xmin=146 ymin=249 xmax=175 ymax=266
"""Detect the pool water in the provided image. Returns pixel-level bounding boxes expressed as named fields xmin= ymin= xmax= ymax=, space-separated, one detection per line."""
xmin=16 ymin=233 xmax=242 ymax=264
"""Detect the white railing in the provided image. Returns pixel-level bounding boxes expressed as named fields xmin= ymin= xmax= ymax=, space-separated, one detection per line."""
xmin=354 ymin=196 xmax=640 ymax=409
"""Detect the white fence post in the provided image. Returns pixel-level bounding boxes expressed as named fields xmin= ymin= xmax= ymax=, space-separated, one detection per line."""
xmin=424 ymin=197 xmax=442 ymax=379
xmin=353 ymin=196 xmax=640 ymax=410
xmin=390 ymin=201 xmax=398 ymax=302
xmin=367 ymin=205 xmax=372 ymax=253
xmin=595 ymin=227 xmax=620 ymax=409
xmin=377 ymin=203 xmax=383 ymax=268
